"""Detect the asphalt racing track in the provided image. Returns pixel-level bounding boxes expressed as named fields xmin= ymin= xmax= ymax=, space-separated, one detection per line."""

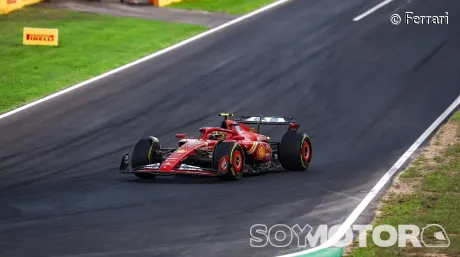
xmin=1 ymin=0 xmax=460 ymax=256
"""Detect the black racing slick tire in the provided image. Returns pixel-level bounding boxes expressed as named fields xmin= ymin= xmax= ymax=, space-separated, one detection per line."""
xmin=131 ymin=137 xmax=162 ymax=179
xmin=213 ymin=141 xmax=245 ymax=181
xmin=279 ymin=132 xmax=312 ymax=171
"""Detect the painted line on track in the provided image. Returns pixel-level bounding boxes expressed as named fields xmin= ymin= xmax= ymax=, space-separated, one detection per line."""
xmin=276 ymin=94 xmax=460 ymax=257
xmin=353 ymin=0 xmax=396 ymax=21
xmin=0 ymin=0 xmax=293 ymax=121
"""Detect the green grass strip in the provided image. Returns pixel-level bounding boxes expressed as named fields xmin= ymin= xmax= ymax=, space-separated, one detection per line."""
xmin=168 ymin=0 xmax=276 ymax=15
xmin=348 ymin=111 xmax=460 ymax=257
xmin=0 ymin=7 xmax=207 ymax=114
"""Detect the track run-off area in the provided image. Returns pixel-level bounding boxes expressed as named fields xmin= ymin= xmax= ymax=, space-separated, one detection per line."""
xmin=1 ymin=0 xmax=460 ymax=256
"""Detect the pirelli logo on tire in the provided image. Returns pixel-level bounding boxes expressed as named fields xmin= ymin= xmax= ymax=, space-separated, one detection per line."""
xmin=23 ymin=27 xmax=59 ymax=46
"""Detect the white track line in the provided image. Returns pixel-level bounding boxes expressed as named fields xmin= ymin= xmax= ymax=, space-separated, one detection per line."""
xmin=353 ymin=0 xmax=396 ymax=21
xmin=277 ymin=94 xmax=460 ymax=257
xmin=0 ymin=0 xmax=293 ymax=121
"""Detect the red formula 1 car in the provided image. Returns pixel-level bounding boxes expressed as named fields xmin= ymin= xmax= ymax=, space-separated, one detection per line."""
xmin=119 ymin=113 xmax=312 ymax=181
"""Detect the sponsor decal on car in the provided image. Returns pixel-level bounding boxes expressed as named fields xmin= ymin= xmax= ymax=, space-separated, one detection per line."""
xmin=218 ymin=156 xmax=229 ymax=173
xmin=244 ymin=116 xmax=286 ymax=123
xmin=256 ymin=145 xmax=265 ymax=160
xmin=144 ymin=163 xmax=160 ymax=169
xmin=246 ymin=117 xmax=261 ymax=122
xmin=187 ymin=141 xmax=206 ymax=146
xmin=178 ymin=164 xmax=203 ymax=171
xmin=258 ymin=136 xmax=268 ymax=141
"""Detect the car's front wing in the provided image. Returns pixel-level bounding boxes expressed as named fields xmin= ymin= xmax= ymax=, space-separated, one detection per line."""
xmin=119 ymin=152 xmax=219 ymax=176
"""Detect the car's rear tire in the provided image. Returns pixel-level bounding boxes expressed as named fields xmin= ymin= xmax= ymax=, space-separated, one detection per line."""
xmin=131 ymin=137 xmax=162 ymax=179
xmin=213 ymin=141 xmax=245 ymax=181
xmin=279 ymin=132 xmax=312 ymax=171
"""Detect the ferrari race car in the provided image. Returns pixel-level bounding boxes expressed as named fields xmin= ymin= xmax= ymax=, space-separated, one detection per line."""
xmin=119 ymin=113 xmax=312 ymax=181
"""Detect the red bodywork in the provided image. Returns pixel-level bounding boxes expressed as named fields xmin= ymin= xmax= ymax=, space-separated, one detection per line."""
xmin=133 ymin=119 xmax=275 ymax=176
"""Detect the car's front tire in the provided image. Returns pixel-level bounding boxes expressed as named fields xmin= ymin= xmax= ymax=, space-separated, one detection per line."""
xmin=213 ymin=141 xmax=245 ymax=181
xmin=131 ymin=137 xmax=162 ymax=179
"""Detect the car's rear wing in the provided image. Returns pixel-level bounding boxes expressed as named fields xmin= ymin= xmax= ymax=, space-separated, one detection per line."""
xmin=235 ymin=115 xmax=296 ymax=125
xmin=219 ymin=113 xmax=299 ymax=133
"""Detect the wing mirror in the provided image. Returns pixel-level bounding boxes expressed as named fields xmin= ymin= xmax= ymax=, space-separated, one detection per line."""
xmin=233 ymin=135 xmax=245 ymax=141
xmin=175 ymin=133 xmax=186 ymax=139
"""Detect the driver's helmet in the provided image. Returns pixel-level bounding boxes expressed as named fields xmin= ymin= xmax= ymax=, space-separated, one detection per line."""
xmin=209 ymin=131 xmax=225 ymax=141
